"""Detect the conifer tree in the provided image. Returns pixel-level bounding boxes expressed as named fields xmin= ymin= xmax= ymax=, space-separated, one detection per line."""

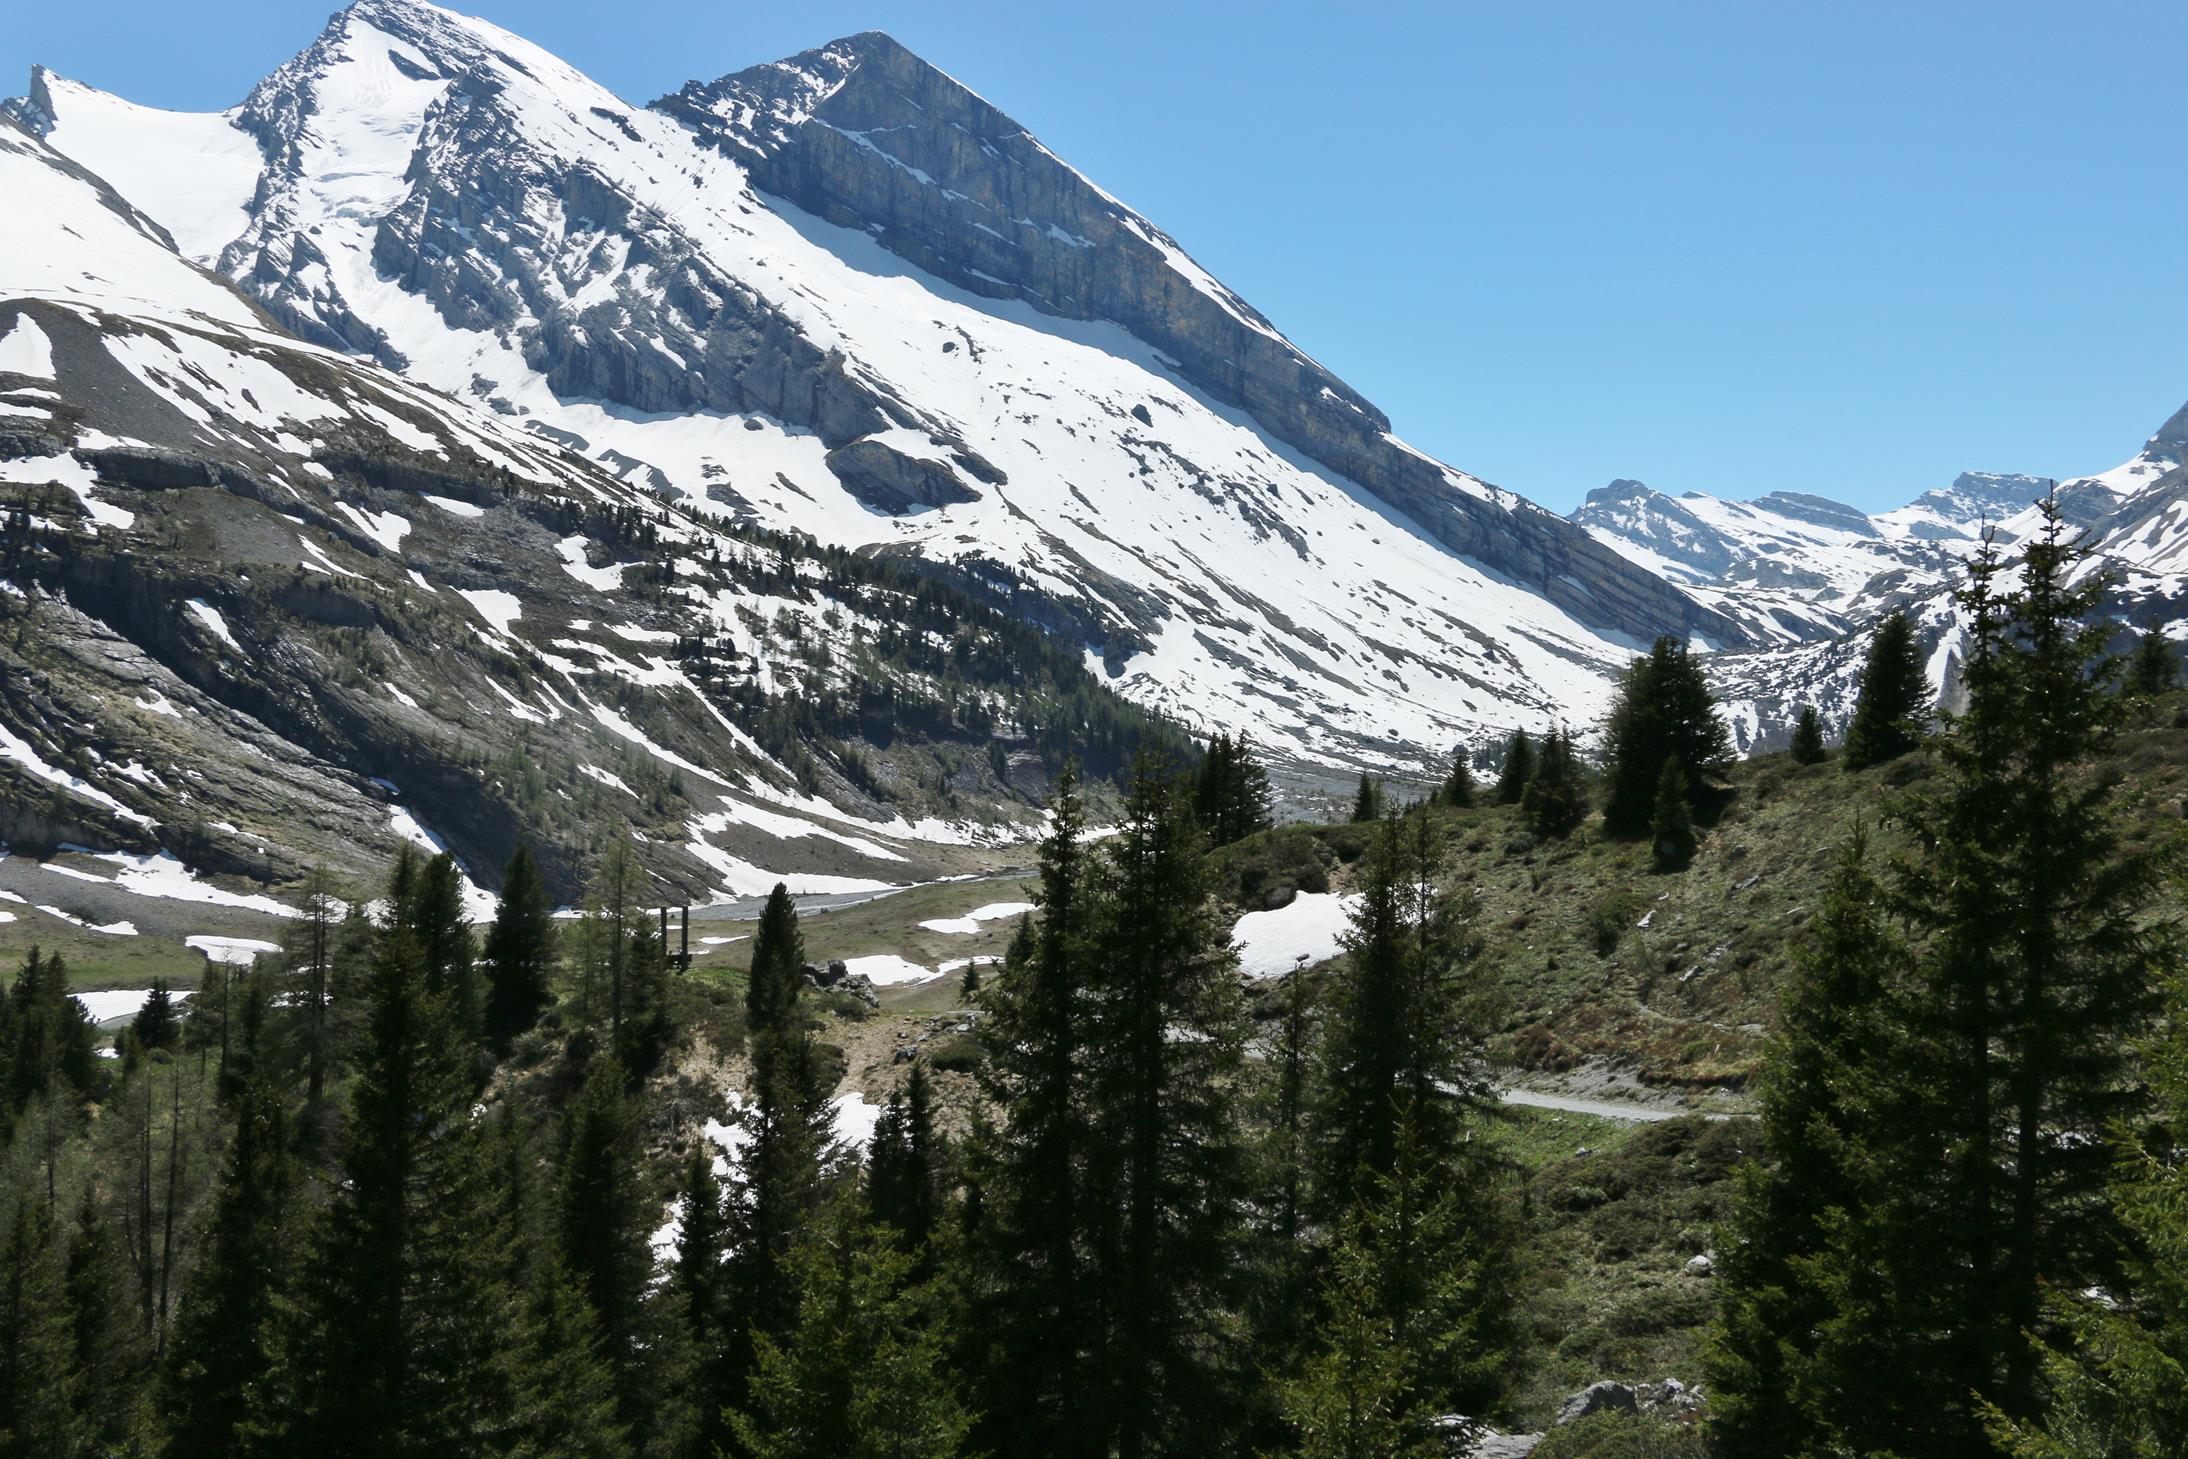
xmin=1520 ymin=728 xmax=1588 ymax=838
xmin=400 ymin=851 xmax=481 ymax=1037
xmin=1601 ymin=635 xmax=1729 ymax=834
xmin=0 ymin=1201 xmax=82 ymax=1458
xmin=1715 ymin=507 xmax=2176 ymax=1453
xmin=558 ymin=1055 xmax=672 ymax=1452
xmin=731 ymin=1201 xmax=976 ymax=1459
xmin=1438 ymin=747 xmax=1476 ymax=808
xmin=867 ymin=1061 xmax=939 ymax=1253
xmin=1649 ymin=757 xmax=1696 ymax=867
xmin=1193 ymin=730 xmax=1273 ymax=846
xmin=1708 ymin=829 xmax=1918 ymax=1457
xmin=2 ymin=947 xmax=95 ymax=1140
xmin=288 ymin=864 xmax=341 ymax=1112
xmin=2128 ymin=623 xmax=2178 ymax=698
xmin=1350 ymin=771 xmax=1383 ymax=823
xmin=1993 ymin=955 xmax=2188 ymax=1458
xmin=1080 ymin=760 xmax=1252 ymax=1458
xmin=726 ymin=884 xmax=832 ymax=1435
xmin=1842 ymin=608 xmax=1932 ymax=768
xmin=131 ymin=978 xmax=179 ymax=1051
xmin=65 ymin=1183 xmax=150 ymax=1454
xmin=482 ymin=844 xmax=556 ymax=1047
xmin=164 ymin=1074 xmax=291 ymax=1459
xmin=671 ymin=1141 xmax=734 ymax=1459
xmin=1930 ymin=501 xmax=2167 ymax=1423
xmin=1273 ymin=1235 xmax=1435 ymax=1459
xmin=1790 ymin=704 xmax=1827 ymax=764
xmin=966 ymin=771 xmax=1097 ymax=1459
xmin=1314 ymin=808 xmax=1498 ymax=1206
xmin=1491 ymin=731 xmax=1534 ymax=806
xmin=274 ymin=926 xmax=523 ymax=1455
xmin=1247 ymin=949 xmax=1319 ymax=1428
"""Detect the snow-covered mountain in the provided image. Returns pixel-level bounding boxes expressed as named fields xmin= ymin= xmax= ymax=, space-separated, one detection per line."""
xmin=0 ymin=115 xmax=1204 ymax=909
xmin=1586 ymin=411 xmax=2188 ymax=752
xmin=10 ymin=0 xmax=1741 ymax=781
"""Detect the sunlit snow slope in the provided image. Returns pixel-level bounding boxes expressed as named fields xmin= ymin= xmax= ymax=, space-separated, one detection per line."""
xmin=18 ymin=0 xmax=1739 ymax=774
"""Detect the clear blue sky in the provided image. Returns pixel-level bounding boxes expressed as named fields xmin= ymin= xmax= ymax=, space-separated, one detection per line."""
xmin=9 ymin=1 xmax=2185 ymax=513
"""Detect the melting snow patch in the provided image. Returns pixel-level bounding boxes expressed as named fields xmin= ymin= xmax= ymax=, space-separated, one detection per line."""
xmin=185 ymin=598 xmax=239 ymax=649
xmin=73 ymin=988 xmax=192 ymax=1024
xmin=38 ymin=906 xmax=137 ymax=936
xmin=842 ymin=953 xmax=937 ymax=987
xmin=0 ymin=719 xmax=152 ymax=825
xmin=336 ymin=501 xmax=411 ymax=551
xmin=186 ymin=935 xmax=280 ymax=966
xmin=49 ymin=849 xmax=297 ymax=917
xmin=0 ymin=314 xmax=55 ymax=379
xmin=918 ymin=901 xmax=1035 ymax=935
xmin=420 ymin=493 xmax=487 ymax=517
xmin=387 ymin=808 xmax=499 ymax=920
xmin=1232 ymin=892 xmax=1362 ymax=979
xmin=457 ymin=588 xmax=522 ymax=637
xmin=558 ymin=536 xmax=625 ymax=590
xmin=830 ymin=1092 xmax=883 ymax=1152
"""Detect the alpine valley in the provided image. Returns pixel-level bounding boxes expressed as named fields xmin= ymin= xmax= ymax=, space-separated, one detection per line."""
xmin=2 ymin=0 xmax=2186 ymax=898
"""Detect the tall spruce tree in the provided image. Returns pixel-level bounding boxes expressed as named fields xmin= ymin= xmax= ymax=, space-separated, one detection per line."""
xmin=866 ymin=1061 xmax=939 ymax=1254
xmin=163 ymin=1074 xmax=292 ymax=1459
xmin=725 ymin=884 xmax=832 ymax=1440
xmin=1520 ymin=728 xmax=1588 ymax=839
xmin=1438 ymin=747 xmax=1476 ymax=808
xmin=1307 ymin=810 xmax=1516 ymax=1423
xmin=1193 ymin=731 xmax=1275 ymax=846
xmin=2128 ymin=624 xmax=2178 ymax=699
xmin=400 ymin=851 xmax=481 ymax=1038
xmin=1934 ymin=501 xmax=2167 ymax=1423
xmin=1315 ymin=809 xmax=1498 ymax=1201
xmin=1083 ymin=760 xmax=1253 ymax=1458
xmin=1600 ymin=635 xmax=1729 ymax=835
xmin=559 ymin=1055 xmax=676 ymax=1454
xmin=1491 ymin=731 xmax=1534 ymax=806
xmin=274 ymin=926 xmax=523 ymax=1456
xmin=1842 ymin=608 xmax=1932 ymax=768
xmin=1350 ymin=771 xmax=1384 ymax=823
xmin=1714 ymin=507 xmax=2176 ymax=1455
xmin=671 ymin=1140 xmax=734 ymax=1459
xmin=0 ymin=1200 xmax=81 ymax=1458
xmin=1993 ymin=952 xmax=2188 ymax=1458
xmin=482 ymin=844 xmax=556 ymax=1047
xmin=1707 ymin=828 xmax=1920 ymax=1456
xmin=131 ymin=978 xmax=179 ymax=1051
xmin=731 ymin=1200 xmax=976 ymax=1459
xmin=1790 ymin=705 xmax=1827 ymax=765
xmin=64 ymin=1179 xmax=151 ymax=1455
xmin=966 ymin=770 xmax=1098 ymax=1459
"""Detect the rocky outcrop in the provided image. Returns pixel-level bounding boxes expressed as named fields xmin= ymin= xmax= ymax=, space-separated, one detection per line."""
xmin=823 ymin=436 xmax=983 ymax=513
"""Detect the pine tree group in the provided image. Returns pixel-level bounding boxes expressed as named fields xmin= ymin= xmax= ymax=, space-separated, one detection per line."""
xmin=1709 ymin=504 xmax=2176 ymax=1456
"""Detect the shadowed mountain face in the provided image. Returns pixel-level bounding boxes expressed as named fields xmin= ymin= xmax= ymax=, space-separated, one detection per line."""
xmin=12 ymin=0 xmax=1756 ymax=782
